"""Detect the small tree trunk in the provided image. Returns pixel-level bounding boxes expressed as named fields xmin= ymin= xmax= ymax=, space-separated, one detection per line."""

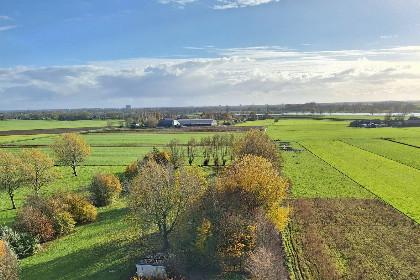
xmin=9 ymin=193 xmax=16 ymax=209
xmin=162 ymin=220 xmax=170 ymax=252
xmin=72 ymin=164 xmax=78 ymax=176
xmin=35 ymin=187 xmax=39 ymax=197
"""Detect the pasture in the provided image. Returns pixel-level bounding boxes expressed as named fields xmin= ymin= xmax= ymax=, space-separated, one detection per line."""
xmin=0 ymin=120 xmax=228 ymax=280
xmin=242 ymin=118 xmax=420 ymax=279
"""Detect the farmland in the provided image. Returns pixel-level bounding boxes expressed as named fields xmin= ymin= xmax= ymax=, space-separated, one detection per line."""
xmin=1 ymin=118 xmax=419 ymax=280
xmin=0 ymin=120 xmax=232 ymax=280
xmin=242 ymin=118 xmax=420 ymax=279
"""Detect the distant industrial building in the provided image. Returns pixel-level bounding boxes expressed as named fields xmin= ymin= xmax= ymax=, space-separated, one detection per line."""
xmin=157 ymin=118 xmax=217 ymax=128
xmin=157 ymin=118 xmax=181 ymax=128
xmin=126 ymin=105 xmax=131 ymax=110
xmin=178 ymin=119 xmax=217 ymax=127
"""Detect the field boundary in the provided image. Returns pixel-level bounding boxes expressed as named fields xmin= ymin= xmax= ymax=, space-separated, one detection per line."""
xmin=382 ymin=138 xmax=420 ymax=149
xmin=340 ymin=139 xmax=420 ymax=171
xmin=298 ymin=141 xmax=419 ymax=225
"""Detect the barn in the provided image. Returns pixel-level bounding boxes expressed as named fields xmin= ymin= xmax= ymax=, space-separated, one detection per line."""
xmin=177 ymin=119 xmax=217 ymax=127
xmin=157 ymin=118 xmax=181 ymax=128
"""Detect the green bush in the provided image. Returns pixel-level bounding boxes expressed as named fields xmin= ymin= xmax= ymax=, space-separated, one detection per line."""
xmin=64 ymin=193 xmax=97 ymax=224
xmin=0 ymin=225 xmax=39 ymax=259
xmin=90 ymin=172 xmax=122 ymax=206
xmin=0 ymin=239 xmax=19 ymax=280
xmin=14 ymin=206 xmax=56 ymax=242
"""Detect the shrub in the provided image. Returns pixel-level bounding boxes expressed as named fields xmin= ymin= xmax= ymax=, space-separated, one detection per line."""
xmin=90 ymin=172 xmax=122 ymax=206
xmin=14 ymin=206 xmax=55 ymax=242
xmin=124 ymin=162 xmax=138 ymax=180
xmin=23 ymin=195 xmax=75 ymax=236
xmin=64 ymin=194 xmax=97 ymax=224
xmin=0 ymin=239 xmax=19 ymax=280
xmin=0 ymin=225 xmax=39 ymax=259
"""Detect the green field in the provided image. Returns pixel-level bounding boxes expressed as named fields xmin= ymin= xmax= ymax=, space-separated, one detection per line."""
xmin=1 ymin=118 xmax=420 ymax=279
xmin=342 ymin=138 xmax=420 ymax=170
xmin=0 ymin=119 xmax=118 ymax=131
xmin=245 ymin=119 xmax=420 ymax=140
xmin=300 ymin=140 xmax=420 ymax=222
xmin=395 ymin=137 xmax=420 ymax=148
xmin=281 ymin=142 xmax=373 ymax=198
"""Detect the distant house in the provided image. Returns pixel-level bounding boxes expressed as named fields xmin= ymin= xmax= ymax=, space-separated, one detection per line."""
xmin=405 ymin=116 xmax=420 ymax=127
xmin=349 ymin=119 xmax=381 ymax=128
xmin=130 ymin=122 xmax=140 ymax=128
xmin=177 ymin=119 xmax=217 ymax=127
xmin=157 ymin=118 xmax=181 ymax=128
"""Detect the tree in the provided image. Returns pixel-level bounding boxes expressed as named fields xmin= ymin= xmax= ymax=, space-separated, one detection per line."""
xmin=20 ymin=149 xmax=55 ymax=196
xmin=201 ymin=136 xmax=212 ymax=166
xmin=144 ymin=117 xmax=158 ymax=128
xmin=89 ymin=172 xmax=122 ymax=206
xmin=165 ymin=139 xmax=185 ymax=169
xmin=233 ymin=129 xmax=281 ymax=168
xmin=216 ymin=155 xmax=289 ymax=231
xmin=0 ymin=239 xmax=19 ymax=280
xmin=129 ymin=160 xmax=208 ymax=250
xmin=50 ymin=133 xmax=92 ymax=176
xmin=187 ymin=138 xmax=197 ymax=166
xmin=0 ymin=150 xmax=26 ymax=209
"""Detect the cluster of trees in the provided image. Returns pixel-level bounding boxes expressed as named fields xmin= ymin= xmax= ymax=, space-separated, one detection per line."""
xmin=0 ymin=133 xmax=123 ymax=277
xmin=125 ymin=129 xmax=289 ymax=278
xmin=0 ymin=133 xmax=92 ymax=210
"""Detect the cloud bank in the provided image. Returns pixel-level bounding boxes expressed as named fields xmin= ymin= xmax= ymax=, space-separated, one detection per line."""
xmin=0 ymin=46 xmax=419 ymax=110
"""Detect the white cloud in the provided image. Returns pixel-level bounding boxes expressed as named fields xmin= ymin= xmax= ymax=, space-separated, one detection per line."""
xmin=0 ymin=25 xmax=18 ymax=31
xmin=157 ymin=0 xmax=196 ymax=6
xmin=0 ymin=15 xmax=11 ymax=20
xmin=213 ymin=0 xmax=280 ymax=9
xmin=1 ymin=46 xmax=420 ymax=110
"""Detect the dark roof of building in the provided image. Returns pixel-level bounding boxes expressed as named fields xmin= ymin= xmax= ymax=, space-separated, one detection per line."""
xmin=177 ymin=119 xmax=216 ymax=125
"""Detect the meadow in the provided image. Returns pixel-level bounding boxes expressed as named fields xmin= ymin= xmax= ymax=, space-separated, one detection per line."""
xmin=242 ymin=118 xmax=420 ymax=279
xmin=0 ymin=119 xmax=116 ymax=131
xmin=1 ymin=118 xmax=420 ymax=279
xmin=0 ymin=121 xmax=226 ymax=280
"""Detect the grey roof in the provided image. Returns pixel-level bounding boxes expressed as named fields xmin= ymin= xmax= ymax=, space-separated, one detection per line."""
xmin=177 ymin=119 xmax=216 ymax=125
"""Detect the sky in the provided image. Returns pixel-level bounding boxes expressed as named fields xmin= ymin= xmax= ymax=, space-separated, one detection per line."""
xmin=1 ymin=0 xmax=420 ymax=110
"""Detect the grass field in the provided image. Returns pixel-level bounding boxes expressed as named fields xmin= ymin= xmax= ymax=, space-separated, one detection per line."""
xmin=1 ymin=118 xmax=419 ymax=279
xmin=342 ymin=138 xmax=420 ymax=170
xmin=239 ymin=118 xmax=420 ymax=279
xmin=280 ymin=142 xmax=373 ymax=198
xmin=0 ymin=119 xmax=117 ymax=131
xmin=301 ymin=140 xmax=420 ymax=223
xmin=0 ymin=122 xmax=236 ymax=280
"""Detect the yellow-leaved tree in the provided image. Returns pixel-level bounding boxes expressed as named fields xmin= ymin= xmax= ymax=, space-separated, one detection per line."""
xmin=20 ymin=148 xmax=55 ymax=196
xmin=216 ymin=154 xmax=289 ymax=231
xmin=50 ymin=133 xmax=92 ymax=176
xmin=129 ymin=160 xmax=208 ymax=251
xmin=0 ymin=150 xmax=26 ymax=209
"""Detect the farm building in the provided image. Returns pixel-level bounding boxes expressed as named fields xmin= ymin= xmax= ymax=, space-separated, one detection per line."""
xmin=405 ymin=116 xmax=420 ymax=127
xmin=157 ymin=118 xmax=181 ymax=128
xmin=177 ymin=119 xmax=217 ymax=127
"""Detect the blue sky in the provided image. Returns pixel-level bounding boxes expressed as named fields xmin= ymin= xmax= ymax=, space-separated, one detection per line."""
xmin=1 ymin=0 xmax=420 ymax=109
